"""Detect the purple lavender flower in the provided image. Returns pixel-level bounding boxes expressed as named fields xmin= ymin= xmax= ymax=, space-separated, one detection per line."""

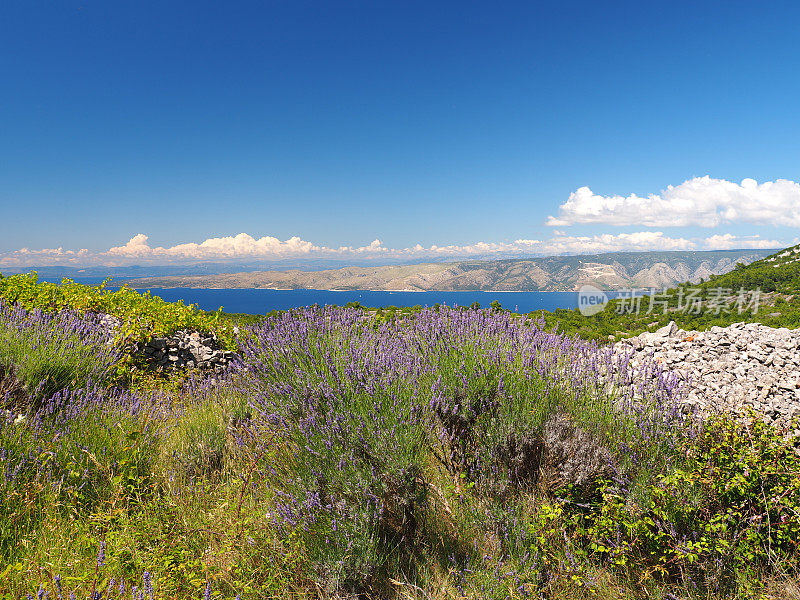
xmin=142 ymin=572 xmax=153 ymax=600
xmin=96 ymin=540 xmax=106 ymax=568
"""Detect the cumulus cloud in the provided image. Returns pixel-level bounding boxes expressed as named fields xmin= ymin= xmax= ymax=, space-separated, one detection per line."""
xmin=107 ymin=233 xmax=321 ymax=259
xmin=547 ymin=176 xmax=800 ymax=227
xmin=0 ymin=231 xmax=788 ymax=269
xmin=702 ymin=234 xmax=786 ymax=250
xmin=107 ymin=233 xmax=152 ymax=256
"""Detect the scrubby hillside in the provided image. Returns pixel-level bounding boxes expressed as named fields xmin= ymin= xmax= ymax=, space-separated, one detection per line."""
xmin=693 ymin=243 xmax=800 ymax=293
xmin=2 ymin=275 xmax=800 ymax=598
xmin=540 ymin=244 xmax=800 ymax=341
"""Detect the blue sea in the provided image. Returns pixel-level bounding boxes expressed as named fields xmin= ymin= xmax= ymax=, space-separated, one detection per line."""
xmin=36 ymin=277 xmax=624 ymax=314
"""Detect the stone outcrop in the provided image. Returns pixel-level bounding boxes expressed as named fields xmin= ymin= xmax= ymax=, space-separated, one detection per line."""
xmin=614 ymin=321 xmax=800 ymax=431
xmin=99 ymin=314 xmax=240 ymax=374
xmin=134 ymin=330 xmax=239 ymax=374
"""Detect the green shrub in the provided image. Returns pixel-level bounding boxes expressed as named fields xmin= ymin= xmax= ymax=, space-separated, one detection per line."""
xmin=554 ymin=413 xmax=800 ymax=594
xmin=0 ymin=271 xmax=234 ymax=348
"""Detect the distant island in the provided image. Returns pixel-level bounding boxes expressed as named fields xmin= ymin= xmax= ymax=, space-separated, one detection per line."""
xmin=125 ymin=248 xmax=774 ymax=291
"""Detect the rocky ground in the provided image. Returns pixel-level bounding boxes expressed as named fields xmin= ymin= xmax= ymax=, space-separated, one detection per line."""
xmin=614 ymin=320 xmax=800 ymax=431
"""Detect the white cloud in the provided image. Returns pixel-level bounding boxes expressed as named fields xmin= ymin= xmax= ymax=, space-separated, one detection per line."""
xmin=547 ymin=176 xmax=800 ymax=227
xmin=0 ymin=246 xmax=90 ymax=267
xmin=107 ymin=233 xmax=152 ymax=256
xmin=0 ymin=231 xmax=739 ymax=268
xmin=0 ymin=229 xmax=789 ymax=270
xmin=107 ymin=233 xmax=322 ymax=258
xmin=702 ymin=234 xmax=785 ymax=250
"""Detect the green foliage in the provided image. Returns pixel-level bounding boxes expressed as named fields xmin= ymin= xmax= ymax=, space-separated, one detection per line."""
xmin=551 ymin=414 xmax=800 ymax=594
xmin=0 ymin=271 xmax=234 ymax=348
xmin=207 ymin=310 xmax=266 ymax=328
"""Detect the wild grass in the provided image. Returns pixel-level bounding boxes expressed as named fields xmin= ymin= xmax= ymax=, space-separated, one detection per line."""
xmin=1 ymin=303 xmax=799 ymax=599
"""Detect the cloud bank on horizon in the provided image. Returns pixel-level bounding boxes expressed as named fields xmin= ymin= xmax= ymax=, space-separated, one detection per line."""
xmin=1 ymin=231 xmax=785 ymax=268
xmin=1 ymin=176 xmax=795 ymax=268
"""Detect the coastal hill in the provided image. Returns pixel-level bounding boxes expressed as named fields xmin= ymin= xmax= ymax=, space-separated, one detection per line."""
xmin=126 ymin=248 xmax=774 ymax=291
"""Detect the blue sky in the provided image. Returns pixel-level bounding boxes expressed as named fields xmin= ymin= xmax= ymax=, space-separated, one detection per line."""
xmin=2 ymin=1 xmax=800 ymax=267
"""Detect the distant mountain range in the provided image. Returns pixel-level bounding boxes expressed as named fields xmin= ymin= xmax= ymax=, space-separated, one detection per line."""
xmin=0 ymin=257 xmax=434 ymax=278
xmin=123 ymin=249 xmax=776 ymax=291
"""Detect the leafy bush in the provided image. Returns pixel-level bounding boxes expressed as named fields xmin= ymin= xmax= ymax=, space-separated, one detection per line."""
xmin=548 ymin=413 xmax=800 ymax=595
xmin=0 ymin=271 xmax=233 ymax=347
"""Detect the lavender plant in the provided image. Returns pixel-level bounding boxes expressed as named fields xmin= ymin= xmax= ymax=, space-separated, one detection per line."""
xmin=232 ymin=305 xmax=689 ymax=595
xmin=0 ymin=300 xmax=122 ymax=411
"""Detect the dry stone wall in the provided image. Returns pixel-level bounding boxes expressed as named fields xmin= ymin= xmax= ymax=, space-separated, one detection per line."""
xmin=614 ymin=321 xmax=800 ymax=431
xmin=99 ymin=314 xmax=240 ymax=374
xmin=135 ymin=331 xmax=239 ymax=374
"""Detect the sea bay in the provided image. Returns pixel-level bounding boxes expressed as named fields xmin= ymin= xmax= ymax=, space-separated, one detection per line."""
xmin=36 ymin=276 xmax=626 ymax=314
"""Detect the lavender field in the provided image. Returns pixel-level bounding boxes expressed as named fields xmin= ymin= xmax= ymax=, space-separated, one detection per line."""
xmin=3 ymin=301 xmax=800 ymax=599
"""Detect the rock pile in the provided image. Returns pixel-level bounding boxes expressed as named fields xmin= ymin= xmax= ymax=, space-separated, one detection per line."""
xmin=135 ymin=331 xmax=240 ymax=374
xmin=615 ymin=321 xmax=800 ymax=429
xmin=98 ymin=314 xmax=240 ymax=374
